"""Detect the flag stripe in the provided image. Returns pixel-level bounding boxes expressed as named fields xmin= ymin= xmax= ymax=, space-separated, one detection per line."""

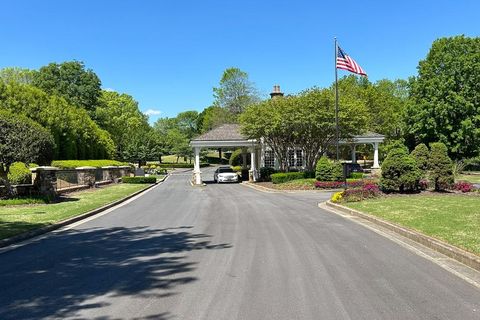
xmin=336 ymin=46 xmax=367 ymax=76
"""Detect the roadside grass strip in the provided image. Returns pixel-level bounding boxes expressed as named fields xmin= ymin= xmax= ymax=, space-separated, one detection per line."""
xmin=346 ymin=194 xmax=480 ymax=256
xmin=0 ymin=184 xmax=148 ymax=240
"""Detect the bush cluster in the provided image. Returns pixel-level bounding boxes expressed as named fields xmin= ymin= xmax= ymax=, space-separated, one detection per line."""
xmin=229 ymin=149 xmax=244 ymax=166
xmin=51 ymin=160 xmax=129 ymax=169
xmin=315 ymin=156 xmax=343 ymax=181
xmin=271 ymin=172 xmax=305 ymax=184
xmin=7 ymin=162 xmax=32 ymax=185
xmin=349 ymin=172 xmax=364 ymax=179
xmin=122 ymin=176 xmax=157 ymax=184
xmin=259 ymin=167 xmax=277 ymax=182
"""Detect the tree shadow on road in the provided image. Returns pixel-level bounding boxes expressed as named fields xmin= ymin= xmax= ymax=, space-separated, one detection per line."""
xmin=0 ymin=226 xmax=231 ymax=320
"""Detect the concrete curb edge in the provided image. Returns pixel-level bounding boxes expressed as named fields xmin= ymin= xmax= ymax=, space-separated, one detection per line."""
xmin=0 ymin=175 xmax=168 ymax=249
xmin=324 ymin=200 xmax=480 ymax=272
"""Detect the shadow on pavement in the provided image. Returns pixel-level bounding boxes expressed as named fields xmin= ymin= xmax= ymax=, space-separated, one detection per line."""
xmin=0 ymin=226 xmax=231 ymax=320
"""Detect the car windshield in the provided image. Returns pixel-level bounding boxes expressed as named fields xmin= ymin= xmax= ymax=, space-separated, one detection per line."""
xmin=218 ymin=168 xmax=234 ymax=173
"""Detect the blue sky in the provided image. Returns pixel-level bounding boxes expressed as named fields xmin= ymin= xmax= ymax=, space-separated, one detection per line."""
xmin=1 ymin=1 xmax=479 ymax=122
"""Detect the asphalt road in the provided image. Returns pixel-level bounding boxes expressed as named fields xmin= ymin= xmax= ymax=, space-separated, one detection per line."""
xmin=1 ymin=167 xmax=479 ymax=320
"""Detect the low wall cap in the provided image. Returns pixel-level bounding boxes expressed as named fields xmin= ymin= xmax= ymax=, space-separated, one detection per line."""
xmin=30 ymin=166 xmax=59 ymax=172
xmin=75 ymin=166 xmax=97 ymax=170
xmin=101 ymin=166 xmax=119 ymax=169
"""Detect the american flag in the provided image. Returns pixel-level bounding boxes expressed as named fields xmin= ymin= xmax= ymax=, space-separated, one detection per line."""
xmin=336 ymin=46 xmax=367 ymax=76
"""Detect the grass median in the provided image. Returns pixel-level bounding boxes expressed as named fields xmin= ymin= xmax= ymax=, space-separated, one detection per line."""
xmin=0 ymin=183 xmax=150 ymax=240
xmin=346 ymin=194 xmax=480 ymax=256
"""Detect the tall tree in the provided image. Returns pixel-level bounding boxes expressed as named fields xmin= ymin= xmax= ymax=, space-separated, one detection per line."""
xmin=33 ymin=61 xmax=102 ymax=113
xmin=0 ymin=67 xmax=35 ymax=84
xmin=96 ymin=90 xmax=149 ymax=159
xmin=213 ymin=67 xmax=260 ymax=115
xmin=241 ymin=87 xmax=368 ymax=171
xmin=197 ymin=105 xmax=236 ymax=132
xmin=0 ymin=82 xmax=114 ymax=159
xmin=405 ymin=35 xmax=480 ymax=159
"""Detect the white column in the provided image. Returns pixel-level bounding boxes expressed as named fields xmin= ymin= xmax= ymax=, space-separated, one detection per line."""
xmin=373 ymin=142 xmax=380 ymax=168
xmin=351 ymin=145 xmax=357 ymax=163
xmin=250 ymin=148 xmax=257 ymax=182
xmin=193 ymin=147 xmax=202 ymax=185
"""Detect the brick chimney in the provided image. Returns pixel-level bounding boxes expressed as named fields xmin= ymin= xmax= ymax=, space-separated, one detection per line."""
xmin=269 ymin=84 xmax=284 ymax=99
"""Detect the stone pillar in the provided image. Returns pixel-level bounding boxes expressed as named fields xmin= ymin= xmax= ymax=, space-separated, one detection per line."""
xmin=76 ymin=166 xmax=96 ymax=187
xmin=351 ymin=145 xmax=357 ymax=164
xmin=249 ymin=148 xmax=257 ymax=182
xmin=193 ymin=147 xmax=202 ymax=185
xmin=373 ymin=142 xmax=380 ymax=169
xmin=31 ymin=166 xmax=58 ymax=198
xmin=102 ymin=166 xmax=117 ymax=182
xmin=118 ymin=166 xmax=132 ymax=178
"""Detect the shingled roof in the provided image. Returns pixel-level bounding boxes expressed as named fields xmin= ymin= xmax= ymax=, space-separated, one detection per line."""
xmin=192 ymin=124 xmax=248 ymax=141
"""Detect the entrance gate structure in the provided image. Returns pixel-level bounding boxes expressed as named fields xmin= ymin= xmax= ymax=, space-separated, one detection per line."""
xmin=189 ymin=124 xmax=259 ymax=185
xmin=190 ymin=124 xmax=385 ymax=186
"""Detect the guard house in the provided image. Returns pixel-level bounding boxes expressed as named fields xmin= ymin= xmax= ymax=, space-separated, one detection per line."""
xmin=190 ymin=85 xmax=384 ymax=185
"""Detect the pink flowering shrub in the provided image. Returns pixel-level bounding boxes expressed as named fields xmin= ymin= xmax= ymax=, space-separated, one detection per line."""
xmin=314 ymin=180 xmax=368 ymax=189
xmin=452 ymin=181 xmax=474 ymax=193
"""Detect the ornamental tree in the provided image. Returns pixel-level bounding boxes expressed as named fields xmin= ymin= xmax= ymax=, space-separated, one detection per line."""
xmin=428 ymin=142 xmax=454 ymax=191
xmin=380 ymin=146 xmax=421 ymax=193
xmin=410 ymin=143 xmax=429 ymax=174
xmin=0 ymin=111 xmax=55 ymax=196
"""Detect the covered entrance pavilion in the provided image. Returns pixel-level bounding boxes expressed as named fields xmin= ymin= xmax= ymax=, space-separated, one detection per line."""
xmin=339 ymin=132 xmax=385 ymax=169
xmin=190 ymin=124 xmax=385 ymax=186
xmin=190 ymin=124 xmax=259 ymax=185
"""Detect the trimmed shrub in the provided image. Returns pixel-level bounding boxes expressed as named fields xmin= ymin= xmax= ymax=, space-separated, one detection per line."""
xmin=52 ymin=160 xmax=129 ymax=169
xmin=259 ymin=167 xmax=277 ymax=182
xmin=231 ymin=166 xmax=242 ymax=172
xmin=315 ymin=156 xmax=343 ymax=181
xmin=7 ymin=162 xmax=32 ymax=184
xmin=411 ymin=143 xmax=429 ymax=173
xmin=271 ymin=172 xmax=305 ymax=184
xmin=229 ymin=149 xmax=244 ymax=166
xmin=349 ymin=172 xmax=364 ymax=179
xmin=380 ymin=146 xmax=422 ymax=192
xmin=122 ymin=176 xmax=157 ymax=184
xmin=429 ymin=142 xmax=454 ymax=191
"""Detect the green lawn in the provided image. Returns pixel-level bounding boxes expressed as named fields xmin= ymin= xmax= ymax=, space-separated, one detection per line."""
xmin=457 ymin=173 xmax=480 ymax=184
xmin=0 ymin=183 xmax=149 ymax=240
xmin=346 ymin=194 xmax=480 ymax=255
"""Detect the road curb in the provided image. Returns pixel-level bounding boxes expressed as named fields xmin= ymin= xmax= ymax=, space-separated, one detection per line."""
xmin=323 ymin=200 xmax=480 ymax=272
xmin=0 ymin=175 xmax=168 ymax=249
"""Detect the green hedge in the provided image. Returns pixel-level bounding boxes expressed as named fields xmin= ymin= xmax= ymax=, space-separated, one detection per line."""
xmin=122 ymin=176 xmax=157 ymax=184
xmin=51 ymin=160 xmax=129 ymax=169
xmin=271 ymin=172 xmax=306 ymax=184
